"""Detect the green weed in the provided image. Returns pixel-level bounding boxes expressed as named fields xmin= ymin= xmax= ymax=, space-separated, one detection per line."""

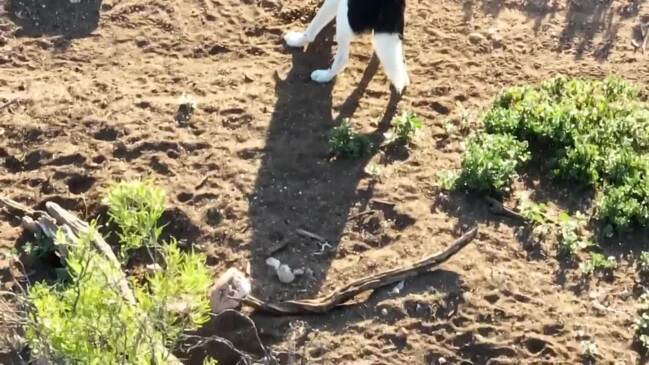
xmin=580 ymin=339 xmax=599 ymax=360
xmin=639 ymin=251 xmax=649 ymax=274
xmin=635 ymin=294 xmax=649 ymax=351
xmin=384 ymin=111 xmax=423 ymax=145
xmin=25 ymin=181 xmax=213 ymax=363
xmin=104 ymin=180 xmax=166 ymax=254
xmin=328 ymin=120 xmax=372 ymax=159
xmin=455 ymin=133 xmax=530 ymax=193
xmin=556 ymin=211 xmax=593 ymax=257
xmin=579 ymin=252 xmax=617 ymax=276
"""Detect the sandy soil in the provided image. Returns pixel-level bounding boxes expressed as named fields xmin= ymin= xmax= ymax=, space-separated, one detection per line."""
xmin=2 ymin=0 xmax=649 ymax=363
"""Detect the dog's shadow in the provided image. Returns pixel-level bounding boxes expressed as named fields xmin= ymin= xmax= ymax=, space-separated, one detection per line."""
xmin=248 ymin=25 xmax=402 ymax=302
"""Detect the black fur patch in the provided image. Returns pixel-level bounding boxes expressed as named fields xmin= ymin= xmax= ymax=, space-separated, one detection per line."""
xmin=347 ymin=0 xmax=405 ymax=36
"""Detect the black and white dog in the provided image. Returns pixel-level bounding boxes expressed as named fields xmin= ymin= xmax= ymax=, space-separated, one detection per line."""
xmin=284 ymin=0 xmax=409 ymax=94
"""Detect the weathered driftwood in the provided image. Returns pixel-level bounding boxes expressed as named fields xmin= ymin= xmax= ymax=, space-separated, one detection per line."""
xmin=244 ymin=227 xmax=478 ymax=314
xmin=0 ymin=196 xmax=181 ymax=364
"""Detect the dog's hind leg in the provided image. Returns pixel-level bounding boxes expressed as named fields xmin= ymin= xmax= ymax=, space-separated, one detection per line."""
xmin=285 ymin=0 xmax=340 ymax=48
xmin=310 ymin=0 xmax=354 ymax=83
xmin=373 ymin=33 xmax=409 ymax=94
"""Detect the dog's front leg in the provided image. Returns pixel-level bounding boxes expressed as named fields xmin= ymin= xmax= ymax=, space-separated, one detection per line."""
xmin=284 ymin=0 xmax=340 ymax=48
xmin=310 ymin=36 xmax=350 ymax=83
xmin=310 ymin=1 xmax=353 ymax=84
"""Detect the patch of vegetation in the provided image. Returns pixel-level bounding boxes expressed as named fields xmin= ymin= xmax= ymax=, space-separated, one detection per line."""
xmin=328 ymin=120 xmax=373 ymax=159
xmin=580 ymin=339 xmax=599 ymax=360
xmin=104 ymin=179 xmax=166 ymax=255
xmin=384 ymin=111 xmax=423 ymax=145
xmin=454 ymin=133 xmax=530 ymax=193
xmin=579 ymin=253 xmax=617 ymax=276
xmin=455 ymin=75 xmax=649 ymax=232
xmin=639 ymin=251 xmax=649 ymax=275
xmin=556 ymin=211 xmax=593 ymax=257
xmin=23 ymin=181 xmax=213 ymax=364
xmin=635 ymin=294 xmax=649 ymax=351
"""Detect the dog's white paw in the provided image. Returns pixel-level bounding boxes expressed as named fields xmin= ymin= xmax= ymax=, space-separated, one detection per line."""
xmin=392 ymin=73 xmax=410 ymax=94
xmin=311 ymin=69 xmax=334 ymax=83
xmin=284 ymin=32 xmax=309 ymax=48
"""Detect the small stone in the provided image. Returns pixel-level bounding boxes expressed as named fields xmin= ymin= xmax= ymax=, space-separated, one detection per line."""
xmin=390 ymin=280 xmax=404 ymax=294
xmin=381 ymin=308 xmax=388 ymax=316
xmin=293 ymin=268 xmax=305 ymax=276
xmin=438 ymin=357 xmax=447 ymax=364
xmin=277 ymin=264 xmax=295 ymax=283
xmin=209 ymin=267 xmax=252 ymax=313
xmin=468 ymin=32 xmax=486 ymax=44
xmin=266 ymin=257 xmax=281 ymax=270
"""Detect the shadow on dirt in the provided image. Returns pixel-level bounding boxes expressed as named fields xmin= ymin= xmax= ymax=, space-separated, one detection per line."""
xmin=6 ymin=0 xmax=102 ymax=38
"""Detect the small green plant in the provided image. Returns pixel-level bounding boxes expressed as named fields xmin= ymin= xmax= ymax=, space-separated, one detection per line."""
xmin=328 ymin=120 xmax=372 ymax=159
xmin=455 ymin=133 xmax=530 ymax=193
xmin=384 ymin=111 xmax=423 ymax=145
xmin=639 ymin=252 xmax=649 ymax=274
xmin=579 ymin=253 xmax=617 ymax=276
xmin=557 ymin=211 xmax=593 ymax=257
xmin=436 ymin=170 xmax=459 ymax=191
xmin=580 ymin=339 xmax=599 ymax=360
xmin=104 ymin=180 xmax=166 ymax=254
xmin=519 ymin=198 xmax=554 ymax=238
xmin=21 ymin=233 xmax=54 ymax=259
xmin=635 ymin=294 xmax=649 ymax=351
xmin=519 ymin=199 xmax=549 ymax=226
xmin=135 ymin=240 xmax=212 ymax=345
xmin=364 ymin=163 xmax=382 ymax=180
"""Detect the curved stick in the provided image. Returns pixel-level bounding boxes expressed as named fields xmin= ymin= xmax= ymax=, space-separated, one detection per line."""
xmin=244 ymin=227 xmax=478 ymax=314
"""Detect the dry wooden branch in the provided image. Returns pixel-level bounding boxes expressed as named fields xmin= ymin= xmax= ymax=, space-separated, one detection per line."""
xmin=244 ymin=227 xmax=478 ymax=314
xmin=484 ymin=196 xmax=527 ymax=222
xmin=0 ymin=196 xmax=181 ymax=364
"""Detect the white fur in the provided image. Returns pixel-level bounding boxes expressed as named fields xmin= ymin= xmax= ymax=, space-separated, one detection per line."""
xmin=373 ymin=33 xmax=409 ymax=94
xmin=284 ymin=0 xmax=409 ymax=93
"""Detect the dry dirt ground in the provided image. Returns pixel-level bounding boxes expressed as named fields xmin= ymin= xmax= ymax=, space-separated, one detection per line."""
xmin=2 ymin=0 xmax=649 ymax=363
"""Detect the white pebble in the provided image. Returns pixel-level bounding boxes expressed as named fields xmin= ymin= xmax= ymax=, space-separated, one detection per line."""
xmin=277 ymin=264 xmax=295 ymax=283
xmin=266 ymin=257 xmax=281 ymax=270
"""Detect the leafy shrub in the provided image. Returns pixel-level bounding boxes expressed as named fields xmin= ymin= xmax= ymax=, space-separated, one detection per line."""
xmin=328 ymin=120 xmax=372 ymax=159
xmin=635 ymin=294 xmax=649 ymax=350
xmin=579 ymin=252 xmax=617 ymax=276
xmin=455 ymin=134 xmax=530 ymax=193
xmin=556 ymin=211 xmax=593 ymax=257
xmin=25 ymin=182 xmax=213 ymax=363
xmin=384 ymin=111 xmax=423 ymax=145
xmin=640 ymin=251 xmax=649 ymax=274
xmin=104 ymin=180 xmax=166 ymax=254
xmin=135 ymin=241 xmax=212 ymax=346
xmin=26 ymin=228 xmax=161 ymax=363
xmin=458 ymin=75 xmax=649 ymax=231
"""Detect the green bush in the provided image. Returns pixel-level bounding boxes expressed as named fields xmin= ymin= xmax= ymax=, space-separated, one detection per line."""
xmin=384 ymin=111 xmax=423 ymax=145
xmin=104 ymin=180 xmax=166 ymax=254
xmin=455 ymin=133 xmax=530 ymax=193
xmin=25 ymin=181 xmax=213 ymax=364
xmin=328 ymin=120 xmax=372 ymax=159
xmin=457 ymin=75 xmax=649 ymax=230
